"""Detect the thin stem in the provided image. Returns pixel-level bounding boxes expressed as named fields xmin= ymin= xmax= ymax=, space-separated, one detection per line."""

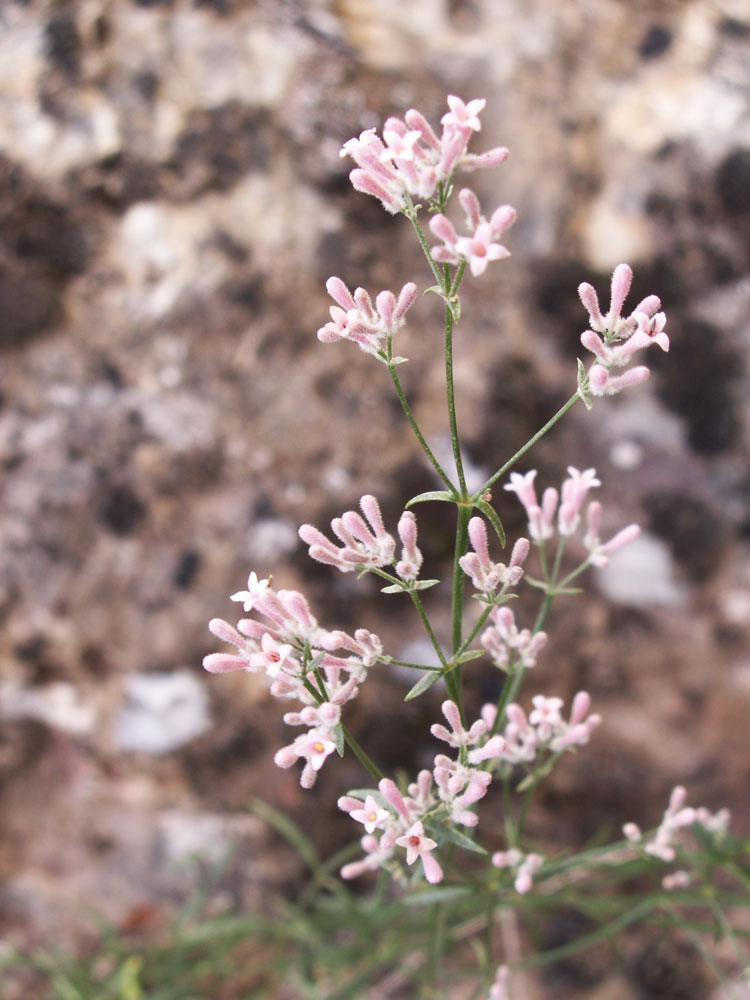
xmin=446 ymin=503 xmax=472 ymax=717
xmin=444 ymin=284 xmax=467 ymax=497
xmin=388 ymin=359 xmax=456 ymax=493
xmin=404 ymin=195 xmax=445 ymax=289
xmin=361 ymin=564 xmax=448 ymax=669
xmin=455 ymin=602 xmax=494 ymax=659
xmin=472 ymin=392 xmax=580 ymax=501
xmin=342 ymin=724 xmax=383 ymax=782
xmin=410 ymin=590 xmax=449 ymax=668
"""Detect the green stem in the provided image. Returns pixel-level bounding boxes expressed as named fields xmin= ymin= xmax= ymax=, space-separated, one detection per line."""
xmin=388 ymin=359 xmax=456 ymax=493
xmin=444 ymin=286 xmax=467 ymax=497
xmin=455 ymin=602 xmax=494 ymax=659
xmin=446 ymin=503 xmax=472 ymax=717
xmin=404 ymin=195 xmax=446 ymax=289
xmin=472 ymin=392 xmax=580 ymax=501
xmin=410 ymin=590 xmax=449 ymax=668
xmin=342 ymin=724 xmax=383 ymax=782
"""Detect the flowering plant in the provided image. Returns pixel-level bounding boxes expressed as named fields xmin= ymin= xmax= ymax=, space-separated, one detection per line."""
xmin=204 ymin=97 xmax=748 ymax=998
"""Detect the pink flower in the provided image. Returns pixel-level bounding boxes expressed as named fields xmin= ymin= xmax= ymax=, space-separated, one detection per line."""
xmin=430 ymin=189 xmax=515 ymax=277
xmin=578 ymin=264 xmax=666 ymax=398
xmin=275 ymin=729 xmax=337 ymax=789
xmin=350 ymin=795 xmax=390 ymax=834
xmin=441 ymin=95 xmax=486 ymax=132
xmin=230 ymin=572 xmax=270 ymax=612
xmin=395 ymin=821 xmax=443 ymax=883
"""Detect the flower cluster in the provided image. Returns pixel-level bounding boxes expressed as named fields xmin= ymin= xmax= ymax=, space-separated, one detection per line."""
xmin=624 ymin=785 xmax=730 ymax=863
xmin=480 ymin=606 xmax=547 ymax=672
xmin=340 ymin=94 xmax=509 ymax=214
xmin=338 ymin=778 xmax=444 ymax=884
xmin=299 ymin=495 xmax=425 ymax=584
xmin=317 ymin=276 xmax=417 ymax=361
xmin=482 ymin=691 xmax=601 ymax=765
xmin=203 ymin=575 xmax=382 ymax=788
xmin=339 ymin=701 xmax=507 ymax=884
xmin=430 ymin=188 xmax=516 ymax=277
xmin=579 ymin=263 xmax=668 ymax=396
xmin=491 ymin=849 xmax=544 ymax=894
xmin=459 ymin=517 xmax=529 ymax=597
xmin=504 ymin=466 xmax=640 ymax=567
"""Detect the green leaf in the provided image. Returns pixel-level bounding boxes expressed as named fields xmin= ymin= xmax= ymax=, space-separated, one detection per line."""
xmin=451 ymin=649 xmax=485 ymax=665
xmin=472 ymin=499 xmax=506 ymax=547
xmin=448 ymin=297 xmax=461 ymax=323
xmin=412 ymin=578 xmax=440 ymax=591
xmin=405 ymin=670 xmax=443 ymax=701
xmin=333 ymin=723 xmax=345 ymax=757
xmin=424 ymin=820 xmax=488 ymax=855
xmin=307 ymin=652 xmax=325 ymax=671
xmin=381 ymin=583 xmax=407 ymax=594
xmin=423 ymin=284 xmax=446 ymax=299
xmin=403 ymin=885 xmax=474 ymax=906
xmin=406 ymin=490 xmax=457 ymax=507
xmin=577 ymin=358 xmax=593 ymax=411
xmin=250 ymin=799 xmax=320 ymax=872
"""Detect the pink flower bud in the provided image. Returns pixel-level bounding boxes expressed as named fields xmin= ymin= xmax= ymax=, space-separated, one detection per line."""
xmin=609 ymin=263 xmax=633 ymax=321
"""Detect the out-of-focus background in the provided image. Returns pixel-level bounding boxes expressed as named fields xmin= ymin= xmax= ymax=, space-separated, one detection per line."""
xmin=0 ymin=0 xmax=748 ymax=996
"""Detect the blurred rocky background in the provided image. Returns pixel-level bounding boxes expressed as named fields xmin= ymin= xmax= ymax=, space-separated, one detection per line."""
xmin=0 ymin=0 xmax=748 ymax=997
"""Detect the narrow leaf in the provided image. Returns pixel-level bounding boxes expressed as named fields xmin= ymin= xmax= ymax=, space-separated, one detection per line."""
xmin=381 ymin=583 xmax=406 ymax=594
xmin=452 ymin=649 xmax=485 ymax=665
xmin=424 ymin=820 xmax=488 ymax=855
xmin=333 ymin=723 xmax=345 ymax=757
xmin=406 ymin=490 xmax=456 ymax=507
xmin=473 ymin=499 xmax=506 ymax=547
xmin=405 ymin=670 xmax=443 ymax=701
xmin=403 ymin=885 xmax=474 ymax=906
xmin=412 ymin=578 xmax=440 ymax=590
xmin=577 ymin=358 xmax=593 ymax=411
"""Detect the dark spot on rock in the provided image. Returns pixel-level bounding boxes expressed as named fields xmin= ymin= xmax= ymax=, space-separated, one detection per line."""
xmin=13 ymin=635 xmax=65 ymax=683
xmin=645 ymin=491 xmax=728 ymax=581
xmin=644 ymin=191 xmax=676 ymax=223
xmin=98 ymin=358 xmax=125 ymax=388
xmin=194 ymin=0 xmax=232 ymax=12
xmin=44 ymin=13 xmax=81 ymax=78
xmin=81 ymin=644 xmax=110 ymax=676
xmin=98 ymin=483 xmax=147 ymax=535
xmin=447 ymin=0 xmax=482 ymax=29
xmin=173 ymin=549 xmax=201 ymax=589
xmin=226 ymin=278 xmax=262 ymax=310
xmin=656 ymin=317 xmax=742 ymax=454
xmin=84 ymin=153 xmax=161 ymax=210
xmin=11 ymin=197 xmax=88 ymax=276
xmin=719 ymin=16 xmax=750 ymax=37
xmin=629 ymin=935 xmax=711 ymax=1000
xmin=638 ymin=25 xmax=673 ymax=59
xmin=170 ymin=102 xmax=273 ymax=196
xmin=715 ymin=148 xmax=750 ymax=215
xmin=213 ymin=229 xmax=249 ymax=263
xmin=466 ymin=354 xmax=567 ymax=474
xmin=532 ymin=258 xmax=590 ymax=354
xmin=93 ymin=13 xmax=110 ymax=45
xmin=0 ymin=273 xmax=63 ymax=348
xmin=133 ymin=69 xmax=159 ymax=101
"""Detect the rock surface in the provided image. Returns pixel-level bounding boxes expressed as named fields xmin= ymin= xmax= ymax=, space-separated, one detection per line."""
xmin=0 ymin=0 xmax=748 ymax=996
